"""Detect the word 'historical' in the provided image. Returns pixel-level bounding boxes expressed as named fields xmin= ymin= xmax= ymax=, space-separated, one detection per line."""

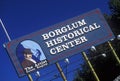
xmin=42 ymin=19 xmax=101 ymax=55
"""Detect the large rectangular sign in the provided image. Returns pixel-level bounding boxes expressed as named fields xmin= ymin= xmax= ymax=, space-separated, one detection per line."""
xmin=4 ymin=9 xmax=115 ymax=77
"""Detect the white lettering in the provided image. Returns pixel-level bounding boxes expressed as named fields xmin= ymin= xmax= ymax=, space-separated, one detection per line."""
xmin=42 ymin=33 xmax=49 ymax=40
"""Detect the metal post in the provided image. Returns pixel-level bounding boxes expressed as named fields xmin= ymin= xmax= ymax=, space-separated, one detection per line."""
xmin=82 ymin=52 xmax=100 ymax=81
xmin=0 ymin=19 xmax=11 ymax=41
xmin=55 ymin=62 xmax=67 ymax=81
xmin=27 ymin=74 xmax=33 ymax=81
xmin=0 ymin=18 xmax=33 ymax=81
xmin=108 ymin=41 xmax=120 ymax=64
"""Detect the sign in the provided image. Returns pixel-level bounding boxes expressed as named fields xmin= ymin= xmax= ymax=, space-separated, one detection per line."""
xmin=4 ymin=9 xmax=115 ymax=77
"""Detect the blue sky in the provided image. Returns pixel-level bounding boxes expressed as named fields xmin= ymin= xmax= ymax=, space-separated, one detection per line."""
xmin=0 ymin=0 xmax=111 ymax=81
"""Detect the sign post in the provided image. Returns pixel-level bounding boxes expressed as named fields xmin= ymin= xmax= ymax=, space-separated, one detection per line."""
xmin=108 ymin=41 xmax=120 ymax=64
xmin=82 ymin=52 xmax=100 ymax=81
xmin=55 ymin=62 xmax=67 ymax=81
xmin=0 ymin=19 xmax=33 ymax=81
xmin=27 ymin=74 xmax=33 ymax=81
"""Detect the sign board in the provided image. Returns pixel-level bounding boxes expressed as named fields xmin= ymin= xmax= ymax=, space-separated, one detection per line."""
xmin=4 ymin=9 xmax=115 ymax=77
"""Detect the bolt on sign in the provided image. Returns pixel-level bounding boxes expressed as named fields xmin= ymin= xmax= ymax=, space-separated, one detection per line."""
xmin=4 ymin=9 xmax=115 ymax=77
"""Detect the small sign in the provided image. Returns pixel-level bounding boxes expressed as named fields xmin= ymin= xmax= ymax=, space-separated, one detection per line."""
xmin=4 ymin=9 xmax=115 ymax=77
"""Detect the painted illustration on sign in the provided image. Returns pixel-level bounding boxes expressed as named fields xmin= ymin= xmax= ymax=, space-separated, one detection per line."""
xmin=16 ymin=40 xmax=48 ymax=73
